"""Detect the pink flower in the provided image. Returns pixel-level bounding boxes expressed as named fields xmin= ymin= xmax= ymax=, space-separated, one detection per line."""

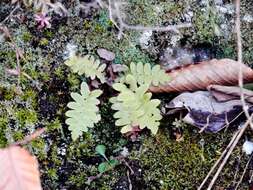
xmin=34 ymin=13 xmax=51 ymax=29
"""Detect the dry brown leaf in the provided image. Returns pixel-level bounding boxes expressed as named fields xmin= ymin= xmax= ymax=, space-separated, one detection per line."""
xmin=208 ymin=85 xmax=253 ymax=104
xmin=150 ymin=59 xmax=253 ymax=93
xmin=0 ymin=146 xmax=42 ymax=190
xmin=167 ymin=91 xmax=253 ymax=132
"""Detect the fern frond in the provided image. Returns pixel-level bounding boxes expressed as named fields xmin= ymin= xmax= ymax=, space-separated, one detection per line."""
xmin=121 ymin=62 xmax=170 ymax=87
xmin=110 ymin=75 xmax=162 ymax=135
xmin=65 ymin=55 xmax=106 ymax=83
xmin=65 ymin=82 xmax=102 ymax=140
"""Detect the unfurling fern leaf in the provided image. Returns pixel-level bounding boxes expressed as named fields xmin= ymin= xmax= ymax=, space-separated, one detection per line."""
xmin=110 ymin=75 xmax=162 ymax=134
xmin=121 ymin=62 xmax=170 ymax=87
xmin=65 ymin=82 xmax=102 ymax=140
xmin=65 ymin=55 xmax=106 ymax=83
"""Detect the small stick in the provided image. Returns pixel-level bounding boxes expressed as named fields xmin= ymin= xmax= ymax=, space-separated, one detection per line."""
xmin=12 ymin=128 xmax=45 ymax=146
xmin=234 ymin=153 xmax=253 ymax=190
xmin=207 ymin=115 xmax=253 ymax=190
xmin=104 ymin=1 xmax=191 ymax=39
xmin=127 ymin=170 xmax=133 ymax=190
xmin=235 ymin=0 xmax=253 ymax=130
xmin=198 ymin=129 xmax=240 ymax=190
xmin=0 ymin=5 xmax=20 ymax=24
xmin=199 ymin=113 xmax=212 ymax=133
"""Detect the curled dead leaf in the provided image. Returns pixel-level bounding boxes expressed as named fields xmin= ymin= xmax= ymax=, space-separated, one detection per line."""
xmin=208 ymin=85 xmax=253 ymax=104
xmin=167 ymin=90 xmax=253 ymax=132
xmin=150 ymin=59 xmax=253 ymax=93
xmin=0 ymin=146 xmax=42 ymax=190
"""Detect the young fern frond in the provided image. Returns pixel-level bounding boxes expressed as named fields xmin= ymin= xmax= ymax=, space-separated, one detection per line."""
xmin=121 ymin=62 xmax=170 ymax=87
xmin=65 ymin=55 xmax=106 ymax=83
xmin=110 ymin=75 xmax=162 ymax=134
xmin=65 ymin=82 xmax=102 ymax=140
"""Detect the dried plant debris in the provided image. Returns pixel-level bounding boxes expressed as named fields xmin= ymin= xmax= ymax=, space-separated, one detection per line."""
xmin=208 ymin=84 xmax=253 ymax=103
xmin=150 ymin=59 xmax=253 ymax=93
xmin=0 ymin=146 xmax=42 ymax=190
xmin=167 ymin=90 xmax=253 ymax=133
xmin=97 ymin=48 xmax=115 ymax=61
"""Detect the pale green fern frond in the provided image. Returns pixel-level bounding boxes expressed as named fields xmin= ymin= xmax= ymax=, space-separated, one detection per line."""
xmin=65 ymin=55 xmax=106 ymax=83
xmin=121 ymin=62 xmax=170 ymax=87
xmin=110 ymin=75 xmax=162 ymax=135
xmin=65 ymin=82 xmax=102 ymax=140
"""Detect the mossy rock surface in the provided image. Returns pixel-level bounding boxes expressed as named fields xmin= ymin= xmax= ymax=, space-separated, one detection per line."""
xmin=0 ymin=0 xmax=253 ymax=189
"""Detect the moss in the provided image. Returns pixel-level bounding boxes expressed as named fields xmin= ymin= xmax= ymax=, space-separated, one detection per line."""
xmin=47 ymin=168 xmax=58 ymax=180
xmin=125 ymin=125 xmax=251 ymax=190
xmin=30 ymin=138 xmax=47 ymax=160
xmin=192 ymin=4 xmax=220 ymax=43
xmin=1 ymin=1 xmax=253 ymax=189
xmin=54 ymin=66 xmax=65 ymax=79
xmin=43 ymin=30 xmax=53 ymax=38
xmin=22 ymin=31 xmax=33 ymax=42
xmin=83 ymin=20 xmax=92 ymax=30
xmin=21 ymin=89 xmax=38 ymax=107
xmin=15 ymin=109 xmax=38 ymax=127
xmin=46 ymin=119 xmax=62 ymax=132
xmin=50 ymin=145 xmax=62 ymax=166
xmin=0 ymin=117 xmax=8 ymax=148
xmin=13 ymin=131 xmax=24 ymax=141
xmin=0 ymin=86 xmax=16 ymax=100
xmin=67 ymin=73 xmax=80 ymax=91
xmin=39 ymin=38 xmax=49 ymax=46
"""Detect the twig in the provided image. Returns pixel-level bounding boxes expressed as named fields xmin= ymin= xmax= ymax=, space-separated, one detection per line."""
xmin=199 ymin=113 xmax=212 ymax=133
xmin=12 ymin=128 xmax=45 ymax=146
xmin=235 ymin=0 xmax=253 ymax=130
xmin=121 ymin=158 xmax=134 ymax=175
xmin=0 ymin=5 xmax=20 ymax=24
xmin=101 ymin=0 xmax=192 ymax=39
xmin=235 ymin=153 xmax=253 ymax=190
xmin=127 ymin=170 xmax=133 ymax=190
xmin=232 ymin=155 xmax=242 ymax=186
xmin=198 ymin=129 xmax=240 ymax=190
xmin=207 ymin=115 xmax=253 ymax=190
xmin=224 ymin=110 xmax=244 ymax=132
xmin=199 ymin=1 xmax=253 ymax=188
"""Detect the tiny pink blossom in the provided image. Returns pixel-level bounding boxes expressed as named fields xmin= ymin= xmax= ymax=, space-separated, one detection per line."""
xmin=34 ymin=13 xmax=51 ymax=29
